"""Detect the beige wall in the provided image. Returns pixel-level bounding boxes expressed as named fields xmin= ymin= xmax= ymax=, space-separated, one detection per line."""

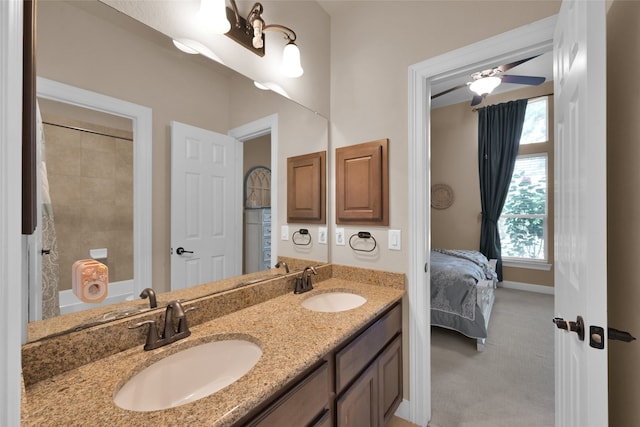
xmin=326 ymin=1 xmax=561 ymax=274
xmin=243 ymin=134 xmax=271 ymax=180
xmin=431 ymin=82 xmax=555 ymax=287
xmin=607 ymin=1 xmax=640 ymax=425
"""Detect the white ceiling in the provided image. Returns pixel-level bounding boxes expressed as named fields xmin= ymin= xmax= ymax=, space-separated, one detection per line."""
xmin=430 ymin=50 xmax=553 ymax=109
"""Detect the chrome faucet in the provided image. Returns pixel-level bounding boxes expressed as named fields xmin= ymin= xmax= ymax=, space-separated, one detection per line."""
xmin=294 ymin=265 xmax=318 ymax=294
xmin=139 ymin=287 xmax=157 ymax=309
xmin=130 ymin=300 xmax=193 ymax=351
xmin=275 ymin=261 xmax=290 ymax=274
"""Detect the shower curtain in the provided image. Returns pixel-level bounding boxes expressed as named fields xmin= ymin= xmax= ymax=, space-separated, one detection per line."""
xmin=38 ymin=103 xmax=60 ymax=319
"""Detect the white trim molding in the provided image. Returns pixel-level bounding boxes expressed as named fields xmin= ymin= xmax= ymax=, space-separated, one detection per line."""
xmin=1 ymin=1 xmax=25 ymax=424
xmin=503 ymin=259 xmax=553 ymax=271
xmin=500 ymin=280 xmax=555 ymax=295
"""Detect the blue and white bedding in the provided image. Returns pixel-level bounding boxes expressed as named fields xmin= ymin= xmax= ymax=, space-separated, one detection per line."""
xmin=431 ymin=249 xmax=497 ymax=340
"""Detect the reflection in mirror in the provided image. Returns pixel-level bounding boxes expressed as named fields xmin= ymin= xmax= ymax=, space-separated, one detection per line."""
xmin=28 ymin=0 xmax=328 ymax=342
xmin=38 ymin=99 xmax=135 ymax=318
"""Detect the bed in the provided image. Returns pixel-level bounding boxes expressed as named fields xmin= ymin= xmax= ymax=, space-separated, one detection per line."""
xmin=430 ymin=249 xmax=498 ymax=351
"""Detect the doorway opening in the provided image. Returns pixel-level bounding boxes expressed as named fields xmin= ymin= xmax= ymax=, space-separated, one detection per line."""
xmin=404 ymin=15 xmax=557 ymax=425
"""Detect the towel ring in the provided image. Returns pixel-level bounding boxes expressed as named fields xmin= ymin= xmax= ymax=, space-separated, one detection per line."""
xmin=349 ymin=231 xmax=377 ymax=253
xmin=292 ymin=229 xmax=312 ymax=246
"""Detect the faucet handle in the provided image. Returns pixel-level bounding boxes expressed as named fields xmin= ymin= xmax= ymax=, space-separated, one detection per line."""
xmin=129 ymin=320 xmax=159 ymax=351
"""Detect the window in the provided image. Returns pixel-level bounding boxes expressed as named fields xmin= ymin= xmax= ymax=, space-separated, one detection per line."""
xmin=499 ymin=154 xmax=548 ymax=261
xmin=499 ymin=97 xmax=550 ymax=264
xmin=519 ymin=97 xmax=548 ymax=145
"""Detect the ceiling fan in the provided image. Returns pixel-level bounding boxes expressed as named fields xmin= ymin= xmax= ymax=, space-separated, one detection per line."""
xmin=431 ymin=55 xmax=546 ymax=107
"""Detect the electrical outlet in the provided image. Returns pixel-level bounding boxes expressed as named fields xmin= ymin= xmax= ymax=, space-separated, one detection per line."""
xmin=335 ymin=228 xmax=345 ymax=246
xmin=318 ymin=227 xmax=327 ymax=244
xmin=281 ymin=225 xmax=289 ymax=240
xmin=388 ymin=229 xmax=401 ymax=250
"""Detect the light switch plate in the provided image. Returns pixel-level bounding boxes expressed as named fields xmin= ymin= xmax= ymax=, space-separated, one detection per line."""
xmin=318 ymin=227 xmax=327 ymax=244
xmin=335 ymin=228 xmax=345 ymax=246
xmin=388 ymin=229 xmax=401 ymax=250
xmin=281 ymin=225 xmax=289 ymax=240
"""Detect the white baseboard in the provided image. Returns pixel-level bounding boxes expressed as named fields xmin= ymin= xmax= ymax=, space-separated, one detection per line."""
xmin=394 ymin=399 xmax=413 ymax=423
xmin=499 ymin=280 xmax=555 ymax=295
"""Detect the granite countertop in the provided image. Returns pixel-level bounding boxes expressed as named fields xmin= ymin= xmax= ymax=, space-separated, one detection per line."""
xmin=23 ymin=278 xmax=404 ymax=426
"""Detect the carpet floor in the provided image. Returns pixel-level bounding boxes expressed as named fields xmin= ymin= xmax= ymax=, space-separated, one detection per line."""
xmin=429 ymin=287 xmax=554 ymax=427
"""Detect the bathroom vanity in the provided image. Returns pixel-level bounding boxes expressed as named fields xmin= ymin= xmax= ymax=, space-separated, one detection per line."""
xmin=21 ymin=265 xmax=405 ymax=426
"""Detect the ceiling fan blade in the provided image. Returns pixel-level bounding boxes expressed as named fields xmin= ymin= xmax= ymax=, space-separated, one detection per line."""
xmin=497 ymin=54 xmax=542 ymax=73
xmin=501 ymin=75 xmax=546 ymax=86
xmin=470 ymin=95 xmax=484 ymax=107
xmin=431 ymin=83 xmax=468 ymax=99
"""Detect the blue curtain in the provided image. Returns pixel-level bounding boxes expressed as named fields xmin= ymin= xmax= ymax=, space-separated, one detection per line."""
xmin=478 ymin=99 xmax=528 ymax=281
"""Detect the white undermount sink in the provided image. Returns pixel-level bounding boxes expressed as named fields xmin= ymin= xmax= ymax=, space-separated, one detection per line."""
xmin=301 ymin=292 xmax=367 ymax=312
xmin=114 ymin=339 xmax=262 ymax=412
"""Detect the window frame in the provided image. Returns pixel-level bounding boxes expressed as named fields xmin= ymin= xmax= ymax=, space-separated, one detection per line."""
xmin=500 ymin=95 xmax=551 ymax=269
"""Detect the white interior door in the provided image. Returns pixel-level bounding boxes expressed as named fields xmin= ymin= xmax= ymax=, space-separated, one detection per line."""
xmin=554 ymin=1 xmax=607 ymax=425
xmin=171 ymin=121 xmax=242 ymax=290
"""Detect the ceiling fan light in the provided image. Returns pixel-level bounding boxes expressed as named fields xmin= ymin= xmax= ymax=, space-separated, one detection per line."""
xmin=469 ymin=76 xmax=501 ymax=96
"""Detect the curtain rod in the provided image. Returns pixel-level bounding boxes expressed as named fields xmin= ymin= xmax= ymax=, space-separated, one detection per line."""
xmin=472 ymin=92 xmax=554 ymax=112
xmin=42 ymin=121 xmax=134 ymax=141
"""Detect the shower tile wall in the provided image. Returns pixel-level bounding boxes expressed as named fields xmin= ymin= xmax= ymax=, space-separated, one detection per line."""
xmin=43 ymin=113 xmax=133 ymax=291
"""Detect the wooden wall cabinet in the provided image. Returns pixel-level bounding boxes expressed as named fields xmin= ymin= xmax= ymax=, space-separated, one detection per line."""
xmin=336 ymin=139 xmax=389 ymax=226
xmin=287 ymin=151 xmax=326 ymax=224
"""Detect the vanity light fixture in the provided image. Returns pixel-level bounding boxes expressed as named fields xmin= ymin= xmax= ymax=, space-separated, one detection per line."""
xmin=198 ymin=0 xmax=304 ymax=78
xmin=469 ymin=76 xmax=501 ymax=96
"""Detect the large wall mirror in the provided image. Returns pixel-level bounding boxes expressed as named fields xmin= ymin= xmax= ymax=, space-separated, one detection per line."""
xmin=27 ymin=0 xmax=329 ymax=342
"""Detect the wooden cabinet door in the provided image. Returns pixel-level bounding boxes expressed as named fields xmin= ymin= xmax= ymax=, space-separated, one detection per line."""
xmin=337 ymin=362 xmax=379 ymax=427
xmin=378 ymin=335 xmax=402 ymax=425
xmin=335 ymin=139 xmax=388 ymax=225
xmin=249 ymin=362 xmax=329 ymax=427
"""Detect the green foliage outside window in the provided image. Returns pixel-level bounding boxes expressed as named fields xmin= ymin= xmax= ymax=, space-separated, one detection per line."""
xmin=499 ymin=168 xmax=546 ymax=259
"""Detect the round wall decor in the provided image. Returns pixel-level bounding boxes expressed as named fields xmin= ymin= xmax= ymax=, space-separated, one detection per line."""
xmin=431 ymin=184 xmax=454 ymax=209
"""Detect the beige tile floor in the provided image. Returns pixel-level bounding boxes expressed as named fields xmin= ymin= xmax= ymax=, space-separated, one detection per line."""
xmin=389 ymin=415 xmax=419 ymax=427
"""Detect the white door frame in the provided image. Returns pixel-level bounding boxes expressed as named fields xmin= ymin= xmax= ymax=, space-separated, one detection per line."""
xmin=229 ymin=114 xmax=279 ymax=268
xmin=1 ymin=0 xmax=25 ymax=424
xmin=34 ymin=77 xmax=153 ymax=314
xmin=406 ymin=16 xmax=557 ymax=425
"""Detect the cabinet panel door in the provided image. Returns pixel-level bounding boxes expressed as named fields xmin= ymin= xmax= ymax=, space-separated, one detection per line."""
xmin=378 ymin=335 xmax=403 ymax=425
xmin=335 ymin=139 xmax=388 ymax=225
xmin=336 ymin=304 xmax=401 ymax=392
xmin=249 ymin=362 xmax=329 ymax=426
xmin=337 ymin=362 xmax=379 ymax=427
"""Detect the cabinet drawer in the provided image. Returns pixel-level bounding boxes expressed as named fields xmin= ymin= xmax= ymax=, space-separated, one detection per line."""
xmin=249 ymin=362 xmax=329 ymax=427
xmin=335 ymin=303 xmax=401 ymax=393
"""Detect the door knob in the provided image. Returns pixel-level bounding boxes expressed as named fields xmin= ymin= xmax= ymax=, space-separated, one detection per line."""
xmin=176 ymin=247 xmax=193 ymax=255
xmin=553 ymin=316 xmax=585 ymax=341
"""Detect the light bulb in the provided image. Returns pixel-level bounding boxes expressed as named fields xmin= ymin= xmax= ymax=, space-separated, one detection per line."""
xmin=197 ymin=0 xmax=230 ymax=35
xmin=282 ymin=42 xmax=303 ymax=78
xmin=469 ymin=76 xmax=501 ymax=96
